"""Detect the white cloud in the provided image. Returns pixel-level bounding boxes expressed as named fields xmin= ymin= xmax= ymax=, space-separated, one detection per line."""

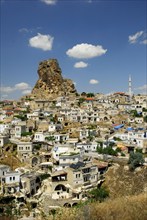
xmin=66 ymin=43 xmax=107 ymax=59
xmin=1 ymin=83 xmax=32 ymax=94
xmin=128 ymin=31 xmax=144 ymax=44
xmin=134 ymin=84 xmax=147 ymax=92
xmin=22 ymin=90 xmax=32 ymax=95
xmin=1 ymin=86 xmax=15 ymax=93
xmin=19 ymin=28 xmax=29 ymax=33
xmin=89 ymin=79 xmax=99 ymax=84
xmin=74 ymin=61 xmax=88 ymax=68
xmin=0 ymin=82 xmax=32 ymax=100
xmin=15 ymin=82 xmax=31 ymax=90
xmin=141 ymin=39 xmax=147 ymax=45
xmin=29 ymin=33 xmax=54 ymax=51
xmin=19 ymin=27 xmax=42 ymax=34
xmin=41 ymin=0 xmax=57 ymax=5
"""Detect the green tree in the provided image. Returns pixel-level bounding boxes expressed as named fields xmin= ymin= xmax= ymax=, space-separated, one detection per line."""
xmin=81 ymin=92 xmax=87 ymax=96
xmin=142 ymin=108 xmax=147 ymax=112
xmin=130 ymin=110 xmax=142 ymax=118
xmin=45 ymin=136 xmax=55 ymax=144
xmin=87 ymin=93 xmax=95 ymax=97
xmin=21 ymin=131 xmax=32 ymax=136
xmin=128 ymin=152 xmax=144 ymax=171
xmin=143 ymin=115 xmax=147 ymax=122
xmin=89 ymin=187 xmax=109 ymax=202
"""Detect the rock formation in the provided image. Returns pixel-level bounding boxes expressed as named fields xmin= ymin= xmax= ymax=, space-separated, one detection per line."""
xmin=31 ymin=59 xmax=77 ymax=99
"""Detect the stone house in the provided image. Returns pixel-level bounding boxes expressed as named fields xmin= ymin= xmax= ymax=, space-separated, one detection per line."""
xmin=50 ymin=161 xmax=99 ymax=200
xmin=134 ymin=95 xmax=147 ymax=107
xmin=17 ymin=141 xmax=33 ymax=163
xmin=135 ymin=117 xmax=144 ymax=124
xmin=57 ymin=115 xmax=65 ymax=123
xmin=15 ymin=122 xmax=26 ymax=138
xmin=130 ymin=104 xmax=142 ymax=113
xmin=20 ymin=173 xmax=41 ymax=197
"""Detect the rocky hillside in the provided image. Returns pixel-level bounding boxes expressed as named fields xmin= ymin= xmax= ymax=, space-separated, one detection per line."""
xmin=102 ymin=164 xmax=147 ymax=199
xmin=46 ymin=193 xmax=147 ymax=220
xmin=32 ymin=59 xmax=77 ymax=99
xmin=44 ymin=165 xmax=147 ymax=220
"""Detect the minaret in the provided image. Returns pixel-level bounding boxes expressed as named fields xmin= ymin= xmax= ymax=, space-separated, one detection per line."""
xmin=128 ymin=75 xmax=132 ymax=101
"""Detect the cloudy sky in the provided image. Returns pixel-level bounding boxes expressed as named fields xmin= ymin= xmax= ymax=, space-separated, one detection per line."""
xmin=1 ymin=0 xmax=147 ymax=100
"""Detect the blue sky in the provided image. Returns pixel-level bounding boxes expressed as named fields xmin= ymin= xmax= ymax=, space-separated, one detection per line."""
xmin=0 ymin=0 xmax=147 ymax=100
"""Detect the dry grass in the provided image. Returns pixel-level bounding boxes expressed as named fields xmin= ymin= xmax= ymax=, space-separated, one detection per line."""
xmin=103 ymin=164 xmax=147 ymax=199
xmin=0 ymin=152 xmax=23 ymax=169
xmin=46 ymin=193 xmax=147 ymax=220
xmin=45 ymin=165 xmax=147 ymax=220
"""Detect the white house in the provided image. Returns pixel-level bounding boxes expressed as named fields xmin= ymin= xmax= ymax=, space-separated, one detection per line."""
xmin=53 ymin=133 xmax=69 ymax=143
xmin=79 ymin=129 xmax=89 ymax=140
xmin=34 ymin=131 xmax=47 ymax=142
xmin=112 ymin=130 xmax=147 ymax=150
xmin=76 ymin=141 xmax=97 ymax=152
xmin=1 ymin=171 xmax=20 ymax=194
xmin=0 ymin=135 xmax=9 ymax=147
xmin=0 ymin=165 xmax=10 ymax=177
xmin=27 ymin=111 xmax=40 ymax=121
xmin=59 ymin=153 xmax=81 ymax=169
xmin=128 ymin=130 xmax=147 ymax=149
xmin=0 ymin=123 xmax=11 ymax=134
xmin=48 ymin=123 xmax=56 ymax=132
xmin=52 ymin=144 xmax=78 ymax=162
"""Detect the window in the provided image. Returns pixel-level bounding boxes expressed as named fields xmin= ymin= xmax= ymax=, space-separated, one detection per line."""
xmin=10 ymin=177 xmax=12 ymax=181
xmin=13 ymin=177 xmax=15 ymax=180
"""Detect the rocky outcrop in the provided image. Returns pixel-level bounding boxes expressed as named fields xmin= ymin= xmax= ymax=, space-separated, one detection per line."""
xmin=32 ymin=59 xmax=77 ymax=99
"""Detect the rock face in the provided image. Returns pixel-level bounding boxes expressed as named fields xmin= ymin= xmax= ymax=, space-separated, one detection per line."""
xmin=32 ymin=59 xmax=77 ymax=99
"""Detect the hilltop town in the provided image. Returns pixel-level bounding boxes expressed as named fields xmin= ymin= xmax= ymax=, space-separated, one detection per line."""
xmin=0 ymin=59 xmax=147 ymax=219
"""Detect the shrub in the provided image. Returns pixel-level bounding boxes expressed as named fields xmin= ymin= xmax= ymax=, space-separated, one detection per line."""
xmin=21 ymin=132 xmax=32 ymax=136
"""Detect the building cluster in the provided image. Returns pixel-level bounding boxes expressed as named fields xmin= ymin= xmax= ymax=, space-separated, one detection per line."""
xmin=0 ymin=92 xmax=147 ymax=209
